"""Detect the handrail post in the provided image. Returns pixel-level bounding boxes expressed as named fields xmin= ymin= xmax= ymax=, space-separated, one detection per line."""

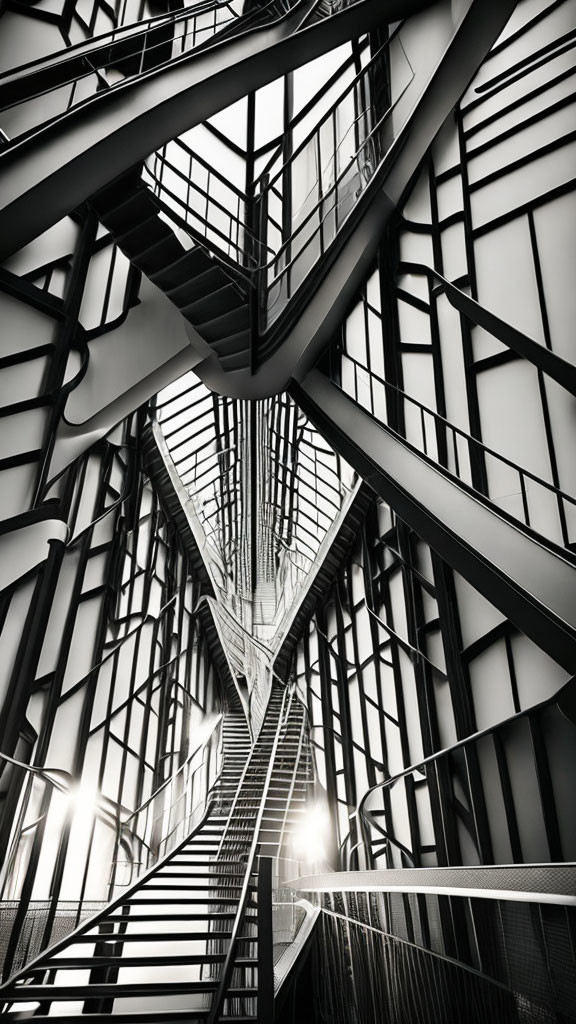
xmin=257 ymin=856 xmax=275 ymax=1024
xmin=249 ymin=174 xmax=269 ymax=374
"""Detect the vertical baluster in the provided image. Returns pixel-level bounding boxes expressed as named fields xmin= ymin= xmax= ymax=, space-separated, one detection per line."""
xmin=453 ymin=428 xmax=460 ymax=479
xmin=520 ymin=472 xmax=530 ymax=527
xmin=187 ymin=153 xmax=193 ymax=231
xmin=317 ymin=133 xmax=324 ymax=258
xmin=332 ymin=107 xmax=338 ymax=232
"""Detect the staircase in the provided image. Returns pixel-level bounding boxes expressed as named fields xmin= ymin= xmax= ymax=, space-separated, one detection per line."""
xmin=91 ymin=178 xmax=252 ymax=373
xmin=257 ymin=692 xmax=312 ymax=861
xmin=0 ymin=686 xmax=312 ymax=1021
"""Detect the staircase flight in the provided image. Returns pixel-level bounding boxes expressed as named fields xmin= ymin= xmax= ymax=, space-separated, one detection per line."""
xmin=0 ymin=687 xmax=313 ymax=1022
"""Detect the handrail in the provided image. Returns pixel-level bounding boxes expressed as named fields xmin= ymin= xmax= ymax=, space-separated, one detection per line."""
xmin=285 ymin=863 xmax=576 ymax=904
xmin=0 ymin=6 xmax=238 ymax=144
xmin=66 ymin=441 xmax=138 ymax=548
xmin=0 ymin=0 xmax=240 ymax=109
xmin=337 ymin=350 xmax=576 ymax=550
xmin=357 ymin=674 xmax=576 ymax=856
xmin=0 ymin=795 xmax=217 ymax=989
xmin=257 ymin=30 xmax=406 ymax=196
xmin=0 ymin=0 xmax=315 ymax=137
xmin=112 ymin=713 xmax=223 ymax=879
xmin=145 ymin=30 xmax=411 ymax=291
xmin=275 ymin=696 xmax=308 ymax=873
xmin=0 ymin=0 xmax=227 ymax=87
xmin=207 ymin=686 xmax=289 ymax=1023
xmin=141 ymin=161 xmax=259 ymax=286
xmin=0 ymin=751 xmax=72 ymax=795
xmin=400 ymin=259 xmax=576 ymax=400
xmin=319 ymin=903 xmax=554 ymax=992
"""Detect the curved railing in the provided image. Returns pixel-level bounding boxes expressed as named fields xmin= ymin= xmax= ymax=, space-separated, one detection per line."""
xmin=0 ymin=797 xmax=219 ymax=986
xmin=357 ymin=675 xmax=576 ymax=869
xmin=255 ymin=33 xmax=413 ymax=331
xmin=0 ymin=714 xmax=223 ymax=978
xmin=299 ymin=878 xmax=576 ymax=1024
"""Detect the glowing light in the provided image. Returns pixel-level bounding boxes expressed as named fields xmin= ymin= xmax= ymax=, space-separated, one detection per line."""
xmin=291 ymin=803 xmax=331 ymax=865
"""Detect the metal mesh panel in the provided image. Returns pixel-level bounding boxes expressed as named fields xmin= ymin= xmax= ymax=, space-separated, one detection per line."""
xmin=306 ymin=890 xmax=576 ymax=1023
xmin=313 ymin=910 xmax=559 ymax=1024
xmin=0 ymin=901 xmax=106 ymax=979
xmin=539 ymin=904 xmax=576 ymax=1018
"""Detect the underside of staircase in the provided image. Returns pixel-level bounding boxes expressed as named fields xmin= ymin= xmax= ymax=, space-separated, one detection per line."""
xmin=92 ymin=176 xmax=252 ymax=374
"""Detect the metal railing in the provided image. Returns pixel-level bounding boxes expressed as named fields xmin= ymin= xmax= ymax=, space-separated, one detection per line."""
xmin=0 ymin=0 xmax=241 ymax=143
xmin=143 ymin=141 xmax=268 ymax=276
xmin=207 ymin=686 xmax=289 ymax=1022
xmin=109 ymin=712 xmax=223 ymax=890
xmin=255 ymin=35 xmax=413 ymax=329
xmin=358 ymin=675 xmax=576 ymax=870
xmin=143 ymin=30 xmax=413 ymax=334
xmin=0 ymin=900 xmax=106 ymax=981
xmin=0 ymin=0 xmax=359 ymax=146
xmin=335 ymin=352 xmax=576 ymax=553
xmin=299 ymin=877 xmax=576 ymax=1024
xmin=310 ymin=902 xmax=569 ymax=1024
xmin=0 ymin=798 xmax=219 ymax=988
xmin=0 ymin=714 xmax=223 ymax=980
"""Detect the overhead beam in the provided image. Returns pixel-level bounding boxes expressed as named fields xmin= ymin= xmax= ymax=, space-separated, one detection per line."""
xmin=0 ymin=0 xmax=431 ymax=260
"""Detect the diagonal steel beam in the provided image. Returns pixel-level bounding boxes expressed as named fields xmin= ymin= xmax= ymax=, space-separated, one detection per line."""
xmin=292 ymin=369 xmax=576 ymax=674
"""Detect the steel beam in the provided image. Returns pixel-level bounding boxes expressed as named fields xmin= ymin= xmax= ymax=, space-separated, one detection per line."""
xmin=292 ymin=370 xmax=576 ymax=673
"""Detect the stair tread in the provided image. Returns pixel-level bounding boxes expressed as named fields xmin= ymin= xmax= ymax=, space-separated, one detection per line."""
xmin=172 ymin=280 xmax=243 ymax=318
xmin=45 ymin=954 xmax=257 ymax=969
xmin=12 ymin=1014 xmax=256 ymax=1023
xmin=78 ymin=931 xmax=257 ymax=942
xmin=122 ymin=896 xmax=247 ymax=905
xmin=150 ymin=247 xmax=214 ymax=288
xmin=196 ymin=305 xmax=249 ymax=342
xmin=7 ymin=982 xmax=257 ymax=999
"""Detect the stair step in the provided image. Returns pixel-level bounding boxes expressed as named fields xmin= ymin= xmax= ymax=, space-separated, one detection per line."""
xmin=122 ymin=896 xmax=249 ymax=906
xmin=100 ymin=187 xmax=154 ymax=233
xmin=93 ymin=170 xmax=145 ymax=210
xmin=45 ymin=954 xmax=257 ymax=969
xmin=197 ymin=306 xmax=250 ymax=343
xmin=6 ymin=982 xmax=258 ymax=1000
xmin=11 ymin=1013 xmax=256 ymax=1023
xmin=134 ymin=235 xmax=185 ymax=275
xmin=118 ymin=215 xmax=170 ymax=254
xmin=150 ymin=246 xmax=214 ymax=289
xmin=106 ymin=912 xmax=251 ymax=923
xmin=177 ymin=265 xmax=231 ymax=308
xmin=78 ymin=931 xmax=257 ymax=943
xmin=171 ymin=279 xmax=242 ymax=318
xmin=216 ymin=340 xmax=251 ymax=370
xmin=141 ymin=883 xmax=254 ymax=891
xmin=165 ymin=862 xmax=248 ymax=870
